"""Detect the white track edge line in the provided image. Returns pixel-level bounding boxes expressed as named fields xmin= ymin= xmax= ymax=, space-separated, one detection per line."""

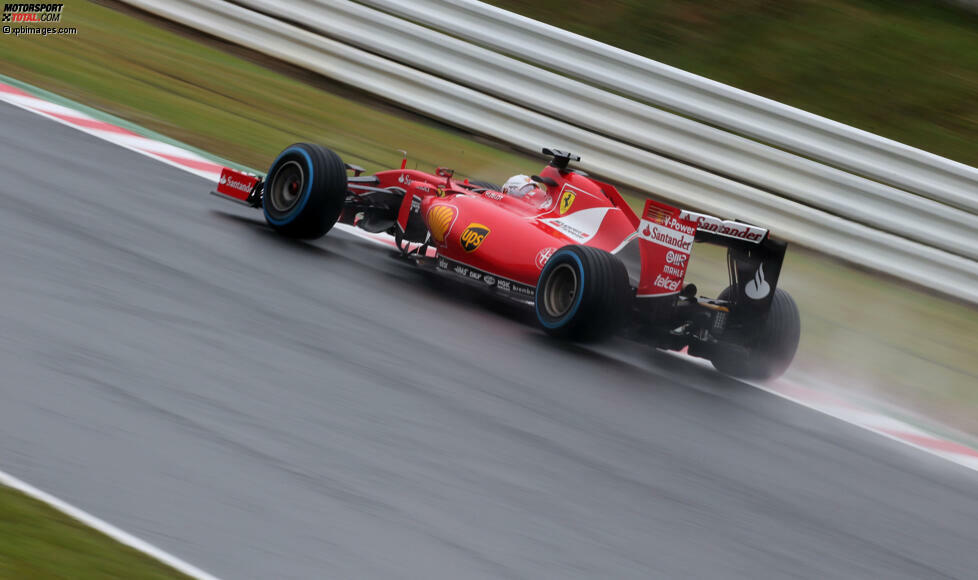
xmin=0 ymin=95 xmax=222 ymax=181
xmin=747 ymin=380 xmax=978 ymax=473
xmin=0 ymin=89 xmax=226 ymax=579
xmin=0 ymin=468 xmax=221 ymax=580
xmin=671 ymin=352 xmax=978 ymax=473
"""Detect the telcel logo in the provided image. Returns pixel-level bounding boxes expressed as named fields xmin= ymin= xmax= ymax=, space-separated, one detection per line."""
xmin=653 ymin=275 xmax=680 ymax=291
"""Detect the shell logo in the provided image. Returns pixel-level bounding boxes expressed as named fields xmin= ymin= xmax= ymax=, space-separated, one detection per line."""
xmin=427 ymin=205 xmax=457 ymax=244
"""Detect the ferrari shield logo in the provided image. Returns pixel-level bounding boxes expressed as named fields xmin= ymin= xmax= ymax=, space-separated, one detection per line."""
xmin=559 ymin=190 xmax=576 ymax=215
xmin=460 ymin=223 xmax=490 ymax=252
xmin=427 ymin=205 xmax=457 ymax=244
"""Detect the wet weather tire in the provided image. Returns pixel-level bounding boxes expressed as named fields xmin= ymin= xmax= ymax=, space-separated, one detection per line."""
xmin=469 ymin=180 xmax=501 ymax=191
xmin=263 ymin=143 xmax=347 ymax=239
xmin=710 ymin=286 xmax=800 ymax=380
xmin=535 ymin=245 xmax=631 ymax=342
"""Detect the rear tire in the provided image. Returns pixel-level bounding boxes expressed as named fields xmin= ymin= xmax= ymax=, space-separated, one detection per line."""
xmin=469 ymin=180 xmax=501 ymax=191
xmin=710 ymin=286 xmax=800 ymax=380
xmin=535 ymin=245 xmax=631 ymax=342
xmin=263 ymin=143 xmax=347 ymax=239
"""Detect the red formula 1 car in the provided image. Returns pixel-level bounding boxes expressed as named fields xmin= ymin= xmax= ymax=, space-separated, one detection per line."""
xmin=213 ymin=144 xmax=800 ymax=380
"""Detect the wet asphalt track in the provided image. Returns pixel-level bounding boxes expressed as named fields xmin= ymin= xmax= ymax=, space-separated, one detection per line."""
xmin=1 ymin=101 xmax=978 ymax=579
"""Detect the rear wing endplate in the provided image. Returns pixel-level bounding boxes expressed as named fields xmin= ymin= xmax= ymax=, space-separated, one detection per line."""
xmin=635 ymin=200 xmax=787 ymax=314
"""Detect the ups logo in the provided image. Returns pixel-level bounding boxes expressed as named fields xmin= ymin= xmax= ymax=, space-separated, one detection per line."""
xmin=460 ymin=223 xmax=490 ymax=252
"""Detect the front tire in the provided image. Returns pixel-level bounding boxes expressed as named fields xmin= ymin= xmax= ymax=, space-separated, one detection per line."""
xmin=263 ymin=143 xmax=347 ymax=239
xmin=710 ymin=286 xmax=800 ymax=380
xmin=535 ymin=245 xmax=631 ymax=342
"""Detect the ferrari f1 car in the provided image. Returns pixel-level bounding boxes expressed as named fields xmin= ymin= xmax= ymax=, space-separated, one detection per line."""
xmin=212 ymin=144 xmax=800 ymax=380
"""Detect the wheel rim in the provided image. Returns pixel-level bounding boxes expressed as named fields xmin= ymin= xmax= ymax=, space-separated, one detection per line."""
xmin=267 ymin=160 xmax=305 ymax=213
xmin=543 ymin=263 xmax=578 ymax=318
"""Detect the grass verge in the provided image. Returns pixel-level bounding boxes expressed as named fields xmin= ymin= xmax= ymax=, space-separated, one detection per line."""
xmin=0 ymin=484 xmax=188 ymax=579
xmin=1 ymin=1 xmax=976 ymax=436
xmin=0 ymin=0 xmax=542 ymax=179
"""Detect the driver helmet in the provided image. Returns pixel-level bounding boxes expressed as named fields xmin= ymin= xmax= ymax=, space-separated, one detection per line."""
xmin=501 ymin=174 xmax=539 ymax=198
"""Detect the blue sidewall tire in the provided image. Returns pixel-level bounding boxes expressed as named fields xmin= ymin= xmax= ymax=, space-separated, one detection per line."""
xmin=536 ymin=250 xmax=585 ymax=330
xmin=264 ymin=146 xmax=315 ymax=226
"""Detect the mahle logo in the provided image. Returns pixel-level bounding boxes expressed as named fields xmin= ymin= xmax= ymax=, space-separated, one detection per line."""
xmin=559 ymin=190 xmax=576 ymax=215
xmin=460 ymin=223 xmax=490 ymax=252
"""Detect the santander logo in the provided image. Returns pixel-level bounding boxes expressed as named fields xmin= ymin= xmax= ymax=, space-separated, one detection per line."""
xmin=223 ymin=176 xmax=254 ymax=192
xmin=744 ymin=264 xmax=771 ymax=300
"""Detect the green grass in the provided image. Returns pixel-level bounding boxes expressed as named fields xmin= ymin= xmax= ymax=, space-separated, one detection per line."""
xmin=489 ymin=0 xmax=978 ymax=168
xmin=0 ymin=0 xmax=541 ymax=179
xmin=0 ymin=485 xmax=188 ymax=579
xmin=1 ymin=1 xmax=977 ymax=436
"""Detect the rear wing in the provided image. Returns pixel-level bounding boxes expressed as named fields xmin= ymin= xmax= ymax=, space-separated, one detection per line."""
xmin=680 ymin=208 xmax=787 ymax=315
xmin=636 ymin=199 xmax=787 ymax=314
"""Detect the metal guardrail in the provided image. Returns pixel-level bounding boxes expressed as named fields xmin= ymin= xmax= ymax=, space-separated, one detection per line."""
xmin=359 ymin=0 xmax=978 ymax=216
xmin=119 ymin=0 xmax=978 ymax=303
xmin=234 ymin=0 xmax=978 ymax=263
